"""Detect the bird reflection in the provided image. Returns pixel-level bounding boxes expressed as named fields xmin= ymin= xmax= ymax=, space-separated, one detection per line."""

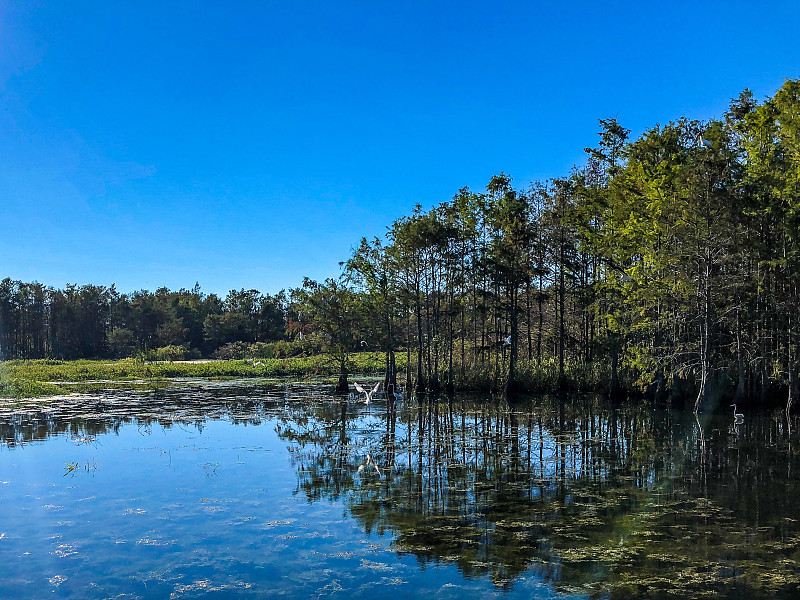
xmin=357 ymin=452 xmax=381 ymax=476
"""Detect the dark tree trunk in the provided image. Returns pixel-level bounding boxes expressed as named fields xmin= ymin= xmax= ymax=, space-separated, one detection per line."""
xmin=415 ymin=294 xmax=425 ymax=394
xmin=505 ymin=288 xmax=519 ymax=397
xmin=336 ymin=370 xmax=349 ymax=393
xmin=734 ymin=309 xmax=747 ymax=402
xmin=558 ymin=247 xmax=566 ymax=390
xmin=609 ymin=335 xmax=621 ymax=399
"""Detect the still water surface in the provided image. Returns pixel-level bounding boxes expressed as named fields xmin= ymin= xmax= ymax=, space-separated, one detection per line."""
xmin=1 ymin=381 xmax=799 ymax=599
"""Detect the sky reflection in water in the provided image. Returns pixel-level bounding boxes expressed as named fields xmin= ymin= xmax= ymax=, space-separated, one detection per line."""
xmin=1 ymin=382 xmax=799 ymax=599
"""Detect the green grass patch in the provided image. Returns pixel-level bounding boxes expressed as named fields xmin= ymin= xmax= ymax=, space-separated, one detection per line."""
xmin=1 ymin=352 xmax=611 ymax=399
xmin=0 ymin=352 xmax=398 ymax=399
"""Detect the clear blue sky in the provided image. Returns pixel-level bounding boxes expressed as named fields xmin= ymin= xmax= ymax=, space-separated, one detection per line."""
xmin=2 ymin=1 xmax=799 ymax=297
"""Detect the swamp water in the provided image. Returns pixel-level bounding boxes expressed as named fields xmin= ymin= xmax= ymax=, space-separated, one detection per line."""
xmin=0 ymin=381 xmax=799 ymax=599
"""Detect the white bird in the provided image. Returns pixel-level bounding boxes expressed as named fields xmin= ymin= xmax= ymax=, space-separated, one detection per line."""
xmin=353 ymin=381 xmax=381 ymax=404
xmin=699 ymin=133 xmax=713 ymax=148
xmin=299 ymin=331 xmax=304 ymax=341
xmin=254 ymin=361 xmax=264 ymax=367
xmin=731 ymin=404 xmax=744 ymax=422
xmin=503 ymin=335 xmax=511 ymax=347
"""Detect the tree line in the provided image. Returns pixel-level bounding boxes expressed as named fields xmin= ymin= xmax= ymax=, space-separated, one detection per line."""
xmin=0 ymin=282 xmax=286 ymax=360
xmin=295 ymin=79 xmax=800 ymax=412
xmin=3 ymin=79 xmax=799 ymax=411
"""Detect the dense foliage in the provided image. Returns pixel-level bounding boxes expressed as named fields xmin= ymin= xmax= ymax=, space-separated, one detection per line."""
xmin=3 ymin=79 xmax=800 ymax=409
xmin=0 ymin=282 xmax=286 ymax=360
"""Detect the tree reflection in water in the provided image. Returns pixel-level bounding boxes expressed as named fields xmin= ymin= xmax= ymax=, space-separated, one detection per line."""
xmin=279 ymin=393 xmax=800 ymax=599
xmin=2 ymin=384 xmax=799 ymax=598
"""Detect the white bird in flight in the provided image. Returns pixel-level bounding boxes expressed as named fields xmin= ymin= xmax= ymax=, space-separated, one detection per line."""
xmin=503 ymin=335 xmax=511 ymax=347
xmin=353 ymin=381 xmax=381 ymax=404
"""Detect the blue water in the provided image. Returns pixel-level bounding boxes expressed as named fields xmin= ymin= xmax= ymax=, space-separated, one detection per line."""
xmin=2 ymin=382 xmax=799 ymax=599
xmin=0 ymin=384 xmax=571 ymax=599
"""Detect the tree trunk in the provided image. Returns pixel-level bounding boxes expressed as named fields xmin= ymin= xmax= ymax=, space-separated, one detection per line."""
xmin=415 ymin=290 xmax=425 ymax=394
xmin=609 ymin=334 xmax=620 ymax=398
xmin=537 ymin=279 xmax=544 ymax=366
xmin=788 ymin=310 xmax=797 ymax=417
xmin=734 ymin=308 xmax=747 ymax=402
xmin=336 ymin=360 xmax=349 ymax=393
xmin=558 ymin=245 xmax=566 ymax=390
xmin=526 ymin=282 xmax=533 ymax=360
xmin=505 ymin=288 xmax=518 ymax=396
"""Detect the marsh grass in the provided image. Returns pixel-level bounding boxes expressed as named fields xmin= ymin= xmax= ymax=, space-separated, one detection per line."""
xmin=0 ymin=352 xmax=395 ymax=399
xmin=1 ymin=352 xmax=612 ymax=400
xmin=442 ymin=357 xmax=612 ymax=393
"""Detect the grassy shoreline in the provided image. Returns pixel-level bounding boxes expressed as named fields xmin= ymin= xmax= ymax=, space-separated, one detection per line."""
xmin=1 ymin=353 xmax=615 ymax=401
xmin=0 ymin=353 xmax=393 ymax=399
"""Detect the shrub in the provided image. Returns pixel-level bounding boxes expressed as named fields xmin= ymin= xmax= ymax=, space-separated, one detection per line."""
xmin=213 ymin=339 xmax=323 ymax=360
xmin=147 ymin=345 xmax=202 ymax=361
xmin=268 ymin=339 xmax=319 ymax=358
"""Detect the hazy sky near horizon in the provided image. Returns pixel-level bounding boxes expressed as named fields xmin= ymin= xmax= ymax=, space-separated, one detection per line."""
xmin=2 ymin=1 xmax=799 ymax=297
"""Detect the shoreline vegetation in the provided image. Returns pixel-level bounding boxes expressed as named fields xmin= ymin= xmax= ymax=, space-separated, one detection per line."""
xmin=0 ymin=354 xmax=389 ymax=400
xmin=3 ymin=80 xmax=800 ymax=412
xmin=0 ymin=352 xmax=772 ymax=411
xmin=1 ymin=353 xmax=609 ymax=401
